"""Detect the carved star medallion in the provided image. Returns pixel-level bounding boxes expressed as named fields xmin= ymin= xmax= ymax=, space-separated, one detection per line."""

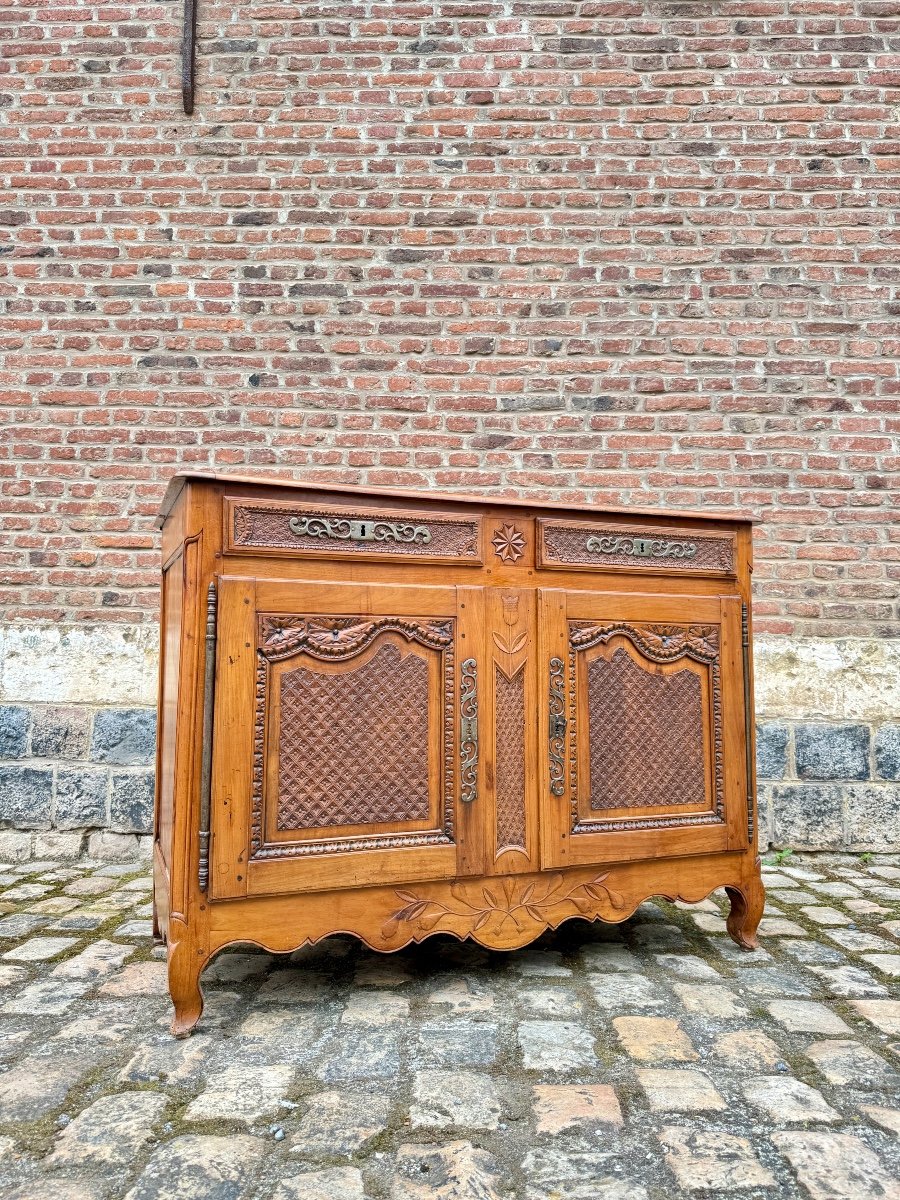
xmin=492 ymin=523 xmax=526 ymax=564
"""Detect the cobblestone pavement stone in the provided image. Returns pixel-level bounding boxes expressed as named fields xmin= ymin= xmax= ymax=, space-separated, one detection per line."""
xmin=0 ymin=855 xmax=897 ymax=1199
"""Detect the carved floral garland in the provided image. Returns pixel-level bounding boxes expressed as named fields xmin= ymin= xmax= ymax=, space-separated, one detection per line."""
xmin=568 ymin=621 xmax=719 ymax=662
xmin=259 ymin=615 xmax=453 ymax=662
xmin=383 ymin=871 xmax=625 ymax=939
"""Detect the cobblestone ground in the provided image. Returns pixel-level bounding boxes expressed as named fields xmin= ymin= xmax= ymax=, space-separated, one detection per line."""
xmin=0 ymin=856 xmax=898 ymax=1200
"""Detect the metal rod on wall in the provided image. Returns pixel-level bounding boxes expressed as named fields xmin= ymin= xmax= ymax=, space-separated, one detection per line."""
xmin=182 ymin=0 xmax=197 ymax=114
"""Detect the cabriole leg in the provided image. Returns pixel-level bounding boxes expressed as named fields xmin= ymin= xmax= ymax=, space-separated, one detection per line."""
xmin=167 ymin=920 xmax=206 ymax=1038
xmin=725 ymin=873 xmax=766 ymax=951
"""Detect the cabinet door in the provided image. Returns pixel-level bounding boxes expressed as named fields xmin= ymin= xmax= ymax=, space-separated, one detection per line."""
xmin=539 ymin=589 xmax=749 ymax=868
xmin=209 ymin=577 xmax=486 ymax=899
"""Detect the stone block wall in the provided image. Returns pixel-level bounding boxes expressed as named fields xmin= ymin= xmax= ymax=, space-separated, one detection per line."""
xmin=0 ymin=703 xmax=155 ymax=862
xmin=3 ymin=704 xmax=898 ymax=858
xmin=754 ymin=636 xmax=900 ymax=853
xmin=757 ymin=721 xmax=900 ymax=853
xmin=0 ymin=625 xmax=897 ymax=859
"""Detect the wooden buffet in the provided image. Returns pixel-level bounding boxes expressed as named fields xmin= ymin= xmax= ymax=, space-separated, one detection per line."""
xmin=154 ymin=472 xmax=764 ymax=1036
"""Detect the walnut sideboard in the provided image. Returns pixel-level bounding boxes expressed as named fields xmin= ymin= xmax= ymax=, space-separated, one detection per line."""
xmin=154 ymin=472 xmax=765 ymax=1036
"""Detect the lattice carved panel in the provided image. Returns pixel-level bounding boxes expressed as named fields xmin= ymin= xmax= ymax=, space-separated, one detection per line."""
xmin=495 ymin=663 xmax=526 ymax=854
xmin=567 ymin=622 xmax=725 ymax=833
xmin=276 ymin=642 xmax=431 ymax=832
xmin=250 ymin=614 xmax=456 ymax=858
xmin=586 ymin=649 xmax=705 ymax=812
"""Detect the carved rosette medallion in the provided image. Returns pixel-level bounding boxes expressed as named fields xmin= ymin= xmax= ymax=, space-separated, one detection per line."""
xmin=492 ymin=523 xmax=527 ymax=563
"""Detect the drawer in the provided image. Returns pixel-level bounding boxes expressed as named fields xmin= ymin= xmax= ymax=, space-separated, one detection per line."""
xmin=536 ymin=519 xmax=736 ymax=576
xmin=225 ymin=496 xmax=483 ymax=564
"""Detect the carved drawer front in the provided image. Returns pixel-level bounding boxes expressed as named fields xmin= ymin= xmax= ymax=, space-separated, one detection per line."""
xmin=537 ymin=519 xmax=736 ymax=576
xmin=226 ymin=497 xmax=483 ymax=564
xmin=255 ymin=615 xmax=456 ymax=859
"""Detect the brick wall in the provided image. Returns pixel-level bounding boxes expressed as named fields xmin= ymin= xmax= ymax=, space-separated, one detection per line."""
xmin=2 ymin=0 xmax=899 ymax=635
xmin=1 ymin=0 xmax=899 ymax=853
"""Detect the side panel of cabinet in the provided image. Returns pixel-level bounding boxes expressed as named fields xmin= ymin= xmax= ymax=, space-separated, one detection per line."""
xmin=156 ymin=524 xmax=206 ymax=923
xmin=209 ymin=578 xmax=488 ymax=899
xmin=539 ymin=589 xmax=749 ymax=868
xmin=155 ymin=552 xmax=183 ymax=872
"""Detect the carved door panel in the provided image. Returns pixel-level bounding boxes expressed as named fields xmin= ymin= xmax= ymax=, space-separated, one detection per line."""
xmin=539 ymin=589 xmax=750 ymax=868
xmin=209 ymin=577 xmax=486 ymax=899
